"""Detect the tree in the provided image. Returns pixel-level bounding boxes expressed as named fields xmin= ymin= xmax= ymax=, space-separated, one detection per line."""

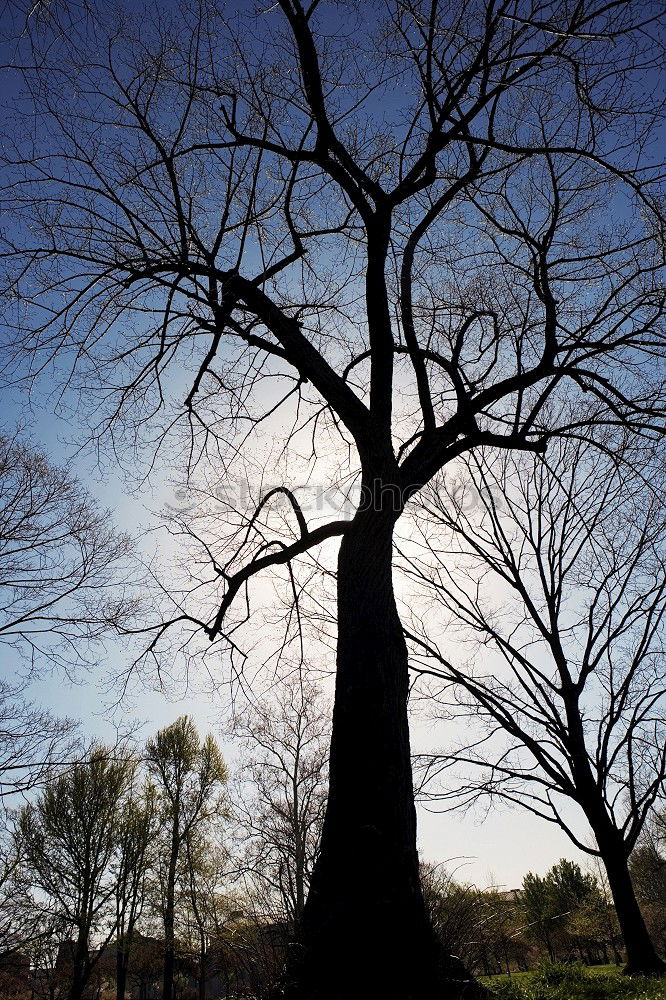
xmin=112 ymin=777 xmax=157 ymax=1000
xmin=2 ymin=1 xmax=666 ymax=995
xmin=631 ymin=843 xmax=666 ymax=913
xmin=568 ymin=891 xmax=622 ymax=966
xmin=180 ymin=831 xmax=231 ymax=1000
xmin=16 ymin=745 xmax=135 ymax=1000
xmin=146 ymin=716 xmax=227 ymax=1000
xmin=406 ymin=435 xmax=666 ymax=972
xmin=0 ymin=429 xmax=133 ymax=674
xmin=421 ymin=865 xmax=529 ymax=977
xmin=0 ymin=809 xmax=40 ymax=957
xmin=0 ymin=681 xmax=78 ymax=799
xmin=521 ymin=872 xmax=560 ymax=963
xmin=520 ymin=860 xmax=619 ymax=966
xmin=232 ymin=675 xmax=329 ymax=933
xmin=0 ymin=429 xmax=134 ymax=795
xmin=546 ymin=859 xmax=600 ymax=964
xmin=474 ymin=888 xmax=526 ymax=976
xmin=423 ymin=865 xmax=494 ymax=978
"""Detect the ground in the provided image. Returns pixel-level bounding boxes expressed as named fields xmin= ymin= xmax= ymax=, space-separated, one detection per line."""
xmin=482 ymin=964 xmax=666 ymax=1000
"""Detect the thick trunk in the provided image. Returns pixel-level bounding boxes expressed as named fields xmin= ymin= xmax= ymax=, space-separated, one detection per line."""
xmin=280 ymin=505 xmax=469 ymax=999
xmin=116 ymin=964 xmax=128 ymax=1000
xmin=293 ymin=826 xmax=305 ymax=932
xmin=598 ymin=835 xmax=665 ymax=975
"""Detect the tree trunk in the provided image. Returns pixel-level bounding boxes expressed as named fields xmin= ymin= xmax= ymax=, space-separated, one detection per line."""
xmin=163 ymin=821 xmax=179 ymax=1000
xmin=69 ymin=932 xmax=89 ymax=1000
xmin=598 ymin=838 xmax=665 ymax=975
xmin=564 ymin=697 xmax=664 ymax=976
xmin=198 ymin=931 xmax=207 ymax=1000
xmin=162 ymin=926 xmax=175 ymax=1000
xmin=116 ymin=941 xmax=129 ymax=1000
xmin=542 ymin=928 xmax=555 ymax=963
xmin=281 ymin=504 xmax=466 ymax=999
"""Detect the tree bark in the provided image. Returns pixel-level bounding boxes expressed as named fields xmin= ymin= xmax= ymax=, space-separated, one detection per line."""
xmin=280 ymin=503 xmax=464 ymax=999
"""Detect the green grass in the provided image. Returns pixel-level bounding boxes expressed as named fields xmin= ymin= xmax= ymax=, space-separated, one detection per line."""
xmin=481 ymin=962 xmax=666 ymax=1000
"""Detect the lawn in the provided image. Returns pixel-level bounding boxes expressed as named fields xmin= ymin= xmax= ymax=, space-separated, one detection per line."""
xmin=481 ymin=963 xmax=666 ymax=1000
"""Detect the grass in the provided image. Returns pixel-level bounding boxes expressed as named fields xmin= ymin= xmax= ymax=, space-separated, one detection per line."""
xmin=481 ymin=962 xmax=666 ymax=1000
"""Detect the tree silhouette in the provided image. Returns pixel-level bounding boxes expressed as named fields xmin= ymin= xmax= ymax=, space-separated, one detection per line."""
xmin=0 ymin=429 xmax=134 ymax=794
xmin=0 ymin=430 xmax=133 ymax=674
xmin=2 ymin=1 xmax=665 ymax=995
xmin=405 ymin=434 xmax=665 ymax=972
xmin=232 ymin=675 xmax=329 ymax=933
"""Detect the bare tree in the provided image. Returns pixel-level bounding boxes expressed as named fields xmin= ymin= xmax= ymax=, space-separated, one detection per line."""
xmin=0 ymin=429 xmax=135 ymax=794
xmin=0 ymin=683 xmax=77 ymax=798
xmin=232 ymin=675 xmax=329 ymax=934
xmin=0 ymin=429 xmax=133 ymax=674
xmin=2 ymin=1 xmax=666 ymax=994
xmin=404 ymin=434 xmax=666 ymax=972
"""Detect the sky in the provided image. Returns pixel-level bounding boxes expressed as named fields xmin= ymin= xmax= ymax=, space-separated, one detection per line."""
xmin=0 ymin=0 xmax=628 ymax=890
xmin=0 ymin=383 xmax=590 ymax=889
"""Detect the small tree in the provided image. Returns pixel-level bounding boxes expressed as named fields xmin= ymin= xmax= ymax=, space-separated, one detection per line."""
xmin=568 ymin=893 xmax=621 ymax=966
xmin=232 ymin=676 xmax=329 ymax=933
xmin=17 ymin=746 xmax=134 ymax=1000
xmin=521 ymin=872 xmax=559 ymax=963
xmin=547 ymin=859 xmax=600 ymax=963
xmin=421 ymin=864 xmax=478 ymax=969
xmin=630 ymin=812 xmax=666 ymax=958
xmin=421 ymin=866 xmax=527 ymax=977
xmin=631 ymin=844 xmax=666 ymax=911
xmin=181 ymin=831 xmax=230 ymax=1000
xmin=407 ymin=435 xmax=666 ymax=972
xmin=521 ymin=860 xmax=618 ymax=966
xmin=146 ymin=716 xmax=227 ymax=1000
